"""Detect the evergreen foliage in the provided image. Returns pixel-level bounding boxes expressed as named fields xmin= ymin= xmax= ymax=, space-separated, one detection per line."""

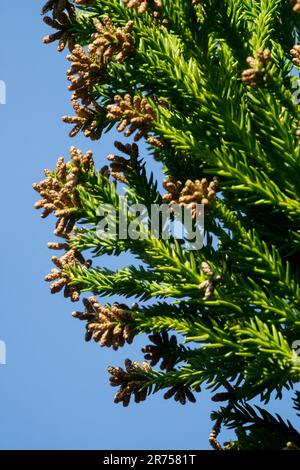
xmin=34 ymin=0 xmax=300 ymax=449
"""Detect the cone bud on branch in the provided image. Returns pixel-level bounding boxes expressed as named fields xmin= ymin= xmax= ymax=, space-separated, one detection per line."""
xmin=292 ymin=0 xmax=300 ymax=13
xmin=199 ymin=261 xmax=222 ymax=300
xmin=107 ymin=94 xmax=158 ymax=141
xmin=66 ymin=45 xmax=106 ymax=105
xmin=88 ymin=16 xmax=135 ymax=64
xmin=107 ymin=141 xmax=139 ymax=183
xmin=42 ymin=0 xmax=75 ymax=18
xmin=42 ymin=11 xmax=76 ymax=52
xmin=42 ymin=1 xmax=94 ymax=20
xmin=122 ymin=0 xmax=162 ymax=14
xmin=142 ymin=332 xmax=179 ymax=371
xmin=241 ymin=49 xmax=271 ymax=87
xmin=291 ymin=45 xmax=300 ymax=67
xmin=162 ymin=177 xmax=218 ymax=219
xmin=108 ymin=359 xmax=152 ymax=406
xmin=45 ymin=247 xmax=91 ymax=302
xmin=163 ymin=384 xmax=200 ymax=405
xmin=63 ymin=96 xmax=105 ymax=140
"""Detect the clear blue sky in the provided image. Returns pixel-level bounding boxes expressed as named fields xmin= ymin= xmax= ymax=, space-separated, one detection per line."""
xmin=0 ymin=1 xmax=297 ymax=450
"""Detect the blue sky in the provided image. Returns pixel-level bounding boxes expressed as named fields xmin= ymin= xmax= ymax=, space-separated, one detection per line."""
xmin=0 ymin=1 xmax=298 ymax=450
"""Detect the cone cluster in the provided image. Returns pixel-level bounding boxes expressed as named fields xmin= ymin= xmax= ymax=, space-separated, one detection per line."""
xmin=42 ymin=0 xmax=76 ymax=52
xmin=45 ymin=247 xmax=91 ymax=302
xmin=108 ymin=359 xmax=151 ymax=406
xmin=63 ymin=96 xmax=104 ymax=140
xmin=66 ymin=45 xmax=106 ymax=105
xmin=199 ymin=261 xmax=222 ymax=300
xmin=241 ymin=49 xmax=271 ymax=87
xmin=42 ymin=0 xmax=75 ymax=18
xmin=162 ymin=177 xmax=218 ymax=219
xmin=292 ymin=0 xmax=300 ymax=13
xmin=107 ymin=94 xmax=157 ymax=141
xmin=89 ymin=16 xmax=135 ymax=64
xmin=33 ymin=147 xmax=94 ymax=237
xmin=107 ymin=141 xmax=139 ymax=183
xmin=122 ymin=0 xmax=162 ymax=14
xmin=42 ymin=0 xmax=94 ymax=18
xmin=163 ymin=384 xmax=200 ymax=405
xmin=142 ymin=332 xmax=179 ymax=371
xmin=73 ymin=298 xmax=136 ymax=349
xmin=291 ymin=45 xmax=300 ymax=67
xmin=209 ymin=418 xmax=222 ymax=451
xmin=64 ymin=16 xmax=135 ymax=137
xmin=75 ymin=0 xmax=94 ymax=5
